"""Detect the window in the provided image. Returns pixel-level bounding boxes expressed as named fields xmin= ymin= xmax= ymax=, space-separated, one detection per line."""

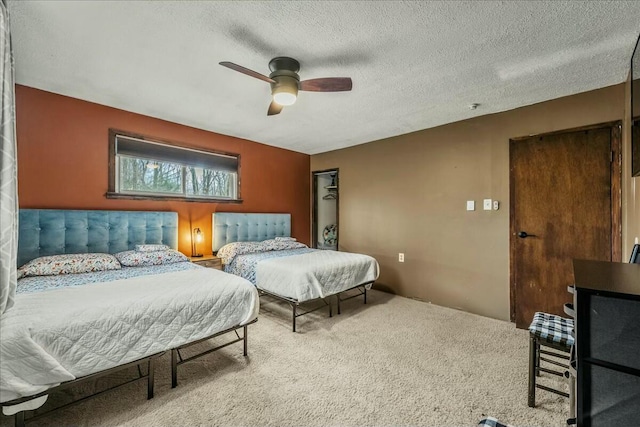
xmin=108 ymin=130 xmax=241 ymax=202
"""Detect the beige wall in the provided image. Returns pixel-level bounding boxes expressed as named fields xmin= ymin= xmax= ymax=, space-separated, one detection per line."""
xmin=311 ymin=84 xmax=636 ymax=321
xmin=623 ymin=74 xmax=640 ymax=261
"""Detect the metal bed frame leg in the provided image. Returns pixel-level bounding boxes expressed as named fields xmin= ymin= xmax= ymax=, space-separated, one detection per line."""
xmin=292 ymin=303 xmax=297 ymax=332
xmin=329 ymin=299 xmax=333 ymax=317
xmin=243 ymin=325 xmax=248 ymax=356
xmin=171 ymin=349 xmax=178 ymax=388
xmin=147 ymin=358 xmax=155 ymax=399
xmin=14 ymin=411 xmax=24 ymax=427
xmin=364 ymin=287 xmax=367 ymax=304
xmin=337 ymin=293 xmax=341 ymax=315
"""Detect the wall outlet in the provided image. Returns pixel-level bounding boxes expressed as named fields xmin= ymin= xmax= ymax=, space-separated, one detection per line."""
xmin=493 ymin=200 xmax=500 ymax=210
xmin=398 ymin=253 xmax=405 ymax=262
xmin=483 ymin=199 xmax=492 ymax=210
xmin=466 ymin=200 xmax=475 ymax=211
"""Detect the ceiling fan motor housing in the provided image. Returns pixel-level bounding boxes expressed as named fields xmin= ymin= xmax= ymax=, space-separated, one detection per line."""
xmin=269 ymin=57 xmax=300 ymax=73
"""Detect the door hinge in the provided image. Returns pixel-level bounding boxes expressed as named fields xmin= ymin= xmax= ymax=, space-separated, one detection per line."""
xmin=610 ymin=151 xmax=614 ymax=163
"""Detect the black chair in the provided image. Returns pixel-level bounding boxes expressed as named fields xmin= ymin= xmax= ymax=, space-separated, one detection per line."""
xmin=528 ymin=312 xmax=573 ymax=407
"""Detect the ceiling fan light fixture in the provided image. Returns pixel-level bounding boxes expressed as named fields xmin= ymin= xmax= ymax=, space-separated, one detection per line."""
xmin=271 ymin=85 xmax=298 ymax=107
xmin=273 ymin=91 xmax=297 ymax=106
xmin=271 ymin=76 xmax=298 ymax=106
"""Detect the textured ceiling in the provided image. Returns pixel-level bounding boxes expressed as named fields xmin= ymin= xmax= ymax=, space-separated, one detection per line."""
xmin=8 ymin=1 xmax=640 ymax=154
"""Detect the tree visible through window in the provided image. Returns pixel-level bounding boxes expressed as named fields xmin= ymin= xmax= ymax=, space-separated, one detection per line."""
xmin=119 ymin=158 xmax=183 ymax=194
xmin=109 ymin=131 xmax=240 ymax=201
xmin=185 ymin=166 xmax=233 ymax=198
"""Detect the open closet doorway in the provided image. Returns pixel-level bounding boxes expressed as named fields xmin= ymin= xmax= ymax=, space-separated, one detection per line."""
xmin=312 ymin=169 xmax=339 ymax=250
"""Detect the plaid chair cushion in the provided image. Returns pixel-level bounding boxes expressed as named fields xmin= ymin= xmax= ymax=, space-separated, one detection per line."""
xmin=478 ymin=417 xmax=512 ymax=427
xmin=529 ymin=312 xmax=574 ymax=347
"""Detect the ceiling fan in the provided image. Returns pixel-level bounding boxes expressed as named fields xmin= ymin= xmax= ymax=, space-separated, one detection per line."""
xmin=219 ymin=57 xmax=352 ymax=116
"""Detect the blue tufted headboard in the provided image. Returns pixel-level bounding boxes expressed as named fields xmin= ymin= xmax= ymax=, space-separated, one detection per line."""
xmin=18 ymin=209 xmax=178 ymax=267
xmin=212 ymin=213 xmax=291 ymax=252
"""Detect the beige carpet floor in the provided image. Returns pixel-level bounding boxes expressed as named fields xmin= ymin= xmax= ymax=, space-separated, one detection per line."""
xmin=1 ymin=290 xmax=569 ymax=427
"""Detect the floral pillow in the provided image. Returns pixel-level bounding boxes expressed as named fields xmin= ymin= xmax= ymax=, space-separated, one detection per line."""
xmin=274 ymin=237 xmax=297 ymax=242
xmin=261 ymin=239 xmax=307 ymax=251
xmin=134 ymin=244 xmax=170 ymax=252
xmin=115 ymin=249 xmax=188 ymax=267
xmin=17 ymin=253 xmax=121 ymax=279
xmin=217 ymin=239 xmax=308 ymax=265
xmin=216 ymin=241 xmax=266 ymax=265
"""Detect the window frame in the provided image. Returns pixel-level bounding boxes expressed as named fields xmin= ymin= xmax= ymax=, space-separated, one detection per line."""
xmin=107 ymin=129 xmax=242 ymax=203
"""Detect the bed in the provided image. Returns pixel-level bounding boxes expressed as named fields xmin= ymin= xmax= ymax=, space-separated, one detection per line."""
xmin=1 ymin=209 xmax=259 ymax=427
xmin=212 ymin=213 xmax=379 ymax=331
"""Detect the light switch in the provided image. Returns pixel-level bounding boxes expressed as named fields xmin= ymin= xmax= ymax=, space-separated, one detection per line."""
xmin=483 ymin=199 xmax=492 ymax=210
xmin=466 ymin=200 xmax=475 ymax=211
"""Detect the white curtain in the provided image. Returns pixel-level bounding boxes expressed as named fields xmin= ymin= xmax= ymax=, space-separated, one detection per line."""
xmin=0 ymin=0 xmax=17 ymax=315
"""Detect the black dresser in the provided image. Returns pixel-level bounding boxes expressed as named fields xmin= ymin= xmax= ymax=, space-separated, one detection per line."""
xmin=573 ymin=259 xmax=640 ymax=427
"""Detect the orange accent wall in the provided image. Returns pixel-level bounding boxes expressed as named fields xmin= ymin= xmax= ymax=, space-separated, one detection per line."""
xmin=16 ymin=85 xmax=310 ymax=254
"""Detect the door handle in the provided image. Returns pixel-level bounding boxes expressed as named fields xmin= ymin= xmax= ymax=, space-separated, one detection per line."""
xmin=517 ymin=231 xmax=537 ymax=238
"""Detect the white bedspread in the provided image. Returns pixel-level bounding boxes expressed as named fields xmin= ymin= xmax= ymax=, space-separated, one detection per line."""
xmin=0 ymin=268 xmax=258 ymax=407
xmin=256 ymin=250 xmax=379 ymax=302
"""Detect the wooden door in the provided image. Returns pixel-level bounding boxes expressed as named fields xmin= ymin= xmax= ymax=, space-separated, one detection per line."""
xmin=510 ymin=124 xmax=621 ymax=328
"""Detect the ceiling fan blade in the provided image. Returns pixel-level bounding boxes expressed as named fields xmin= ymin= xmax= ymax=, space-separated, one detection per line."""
xmin=267 ymin=101 xmax=283 ymax=116
xmin=219 ymin=61 xmax=275 ymax=84
xmin=299 ymin=77 xmax=352 ymax=92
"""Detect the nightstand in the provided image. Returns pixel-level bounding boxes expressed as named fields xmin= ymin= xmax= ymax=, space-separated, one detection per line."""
xmin=189 ymin=255 xmax=222 ymax=270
